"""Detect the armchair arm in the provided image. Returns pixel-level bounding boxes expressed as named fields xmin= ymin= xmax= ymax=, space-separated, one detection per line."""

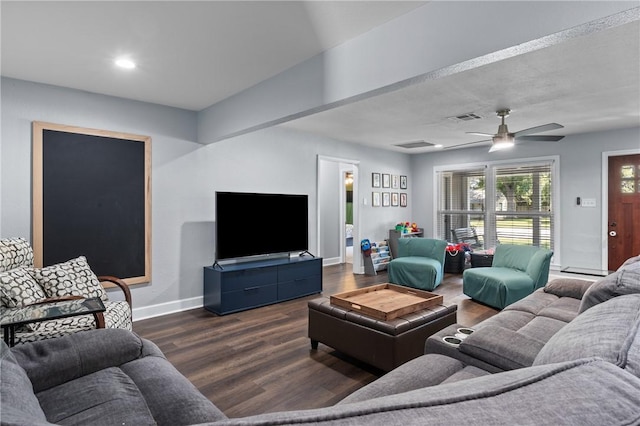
xmin=98 ymin=275 xmax=132 ymax=308
xmin=27 ymin=296 xmax=106 ymax=328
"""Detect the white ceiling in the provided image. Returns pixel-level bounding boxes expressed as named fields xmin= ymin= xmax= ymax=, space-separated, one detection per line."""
xmin=282 ymin=18 xmax=640 ymax=152
xmin=0 ymin=1 xmax=424 ymax=111
xmin=2 ymin=2 xmax=639 ymax=153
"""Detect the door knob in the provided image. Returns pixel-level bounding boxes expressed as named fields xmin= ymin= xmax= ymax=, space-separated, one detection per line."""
xmin=609 ymin=231 xmax=617 ymax=237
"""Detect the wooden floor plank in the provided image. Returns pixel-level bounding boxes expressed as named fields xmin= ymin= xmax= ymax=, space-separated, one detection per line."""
xmin=134 ymin=264 xmax=497 ymax=418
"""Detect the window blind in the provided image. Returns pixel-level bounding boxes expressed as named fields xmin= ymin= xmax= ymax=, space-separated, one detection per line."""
xmin=437 ymin=160 xmax=555 ymax=252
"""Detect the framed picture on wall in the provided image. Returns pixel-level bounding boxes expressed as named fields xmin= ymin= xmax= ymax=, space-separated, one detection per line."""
xmin=400 ymin=192 xmax=407 ymax=207
xmin=400 ymin=175 xmax=407 ymax=189
xmin=372 ymin=172 xmax=381 ymax=188
xmin=382 ymin=173 xmax=390 ymax=188
xmin=382 ymin=192 xmax=390 ymax=207
xmin=392 ymin=175 xmax=399 ymax=189
xmin=391 ymin=192 xmax=399 ymax=206
xmin=372 ymin=192 xmax=381 ymax=207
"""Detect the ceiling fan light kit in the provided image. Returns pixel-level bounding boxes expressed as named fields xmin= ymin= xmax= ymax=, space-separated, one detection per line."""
xmin=489 ymin=134 xmax=515 ymax=152
xmin=456 ymin=108 xmax=565 ymax=153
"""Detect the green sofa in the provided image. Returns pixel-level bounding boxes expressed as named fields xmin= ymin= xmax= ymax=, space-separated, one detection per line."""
xmin=462 ymin=244 xmax=553 ymax=309
xmin=388 ymin=238 xmax=447 ymax=291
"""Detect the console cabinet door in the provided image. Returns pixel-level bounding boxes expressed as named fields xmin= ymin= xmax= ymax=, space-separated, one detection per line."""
xmin=278 ymin=259 xmax=322 ymax=300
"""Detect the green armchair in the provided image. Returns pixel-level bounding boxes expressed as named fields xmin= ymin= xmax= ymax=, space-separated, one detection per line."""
xmin=388 ymin=238 xmax=447 ymax=291
xmin=463 ymin=244 xmax=553 ymax=309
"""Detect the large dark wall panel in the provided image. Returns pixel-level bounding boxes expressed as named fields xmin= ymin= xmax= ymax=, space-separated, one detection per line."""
xmin=32 ymin=122 xmax=151 ymax=285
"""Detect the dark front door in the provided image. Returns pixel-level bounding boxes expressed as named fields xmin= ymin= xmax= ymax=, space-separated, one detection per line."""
xmin=608 ymin=154 xmax=640 ymax=270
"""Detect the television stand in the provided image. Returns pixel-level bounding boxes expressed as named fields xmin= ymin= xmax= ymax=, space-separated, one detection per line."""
xmin=203 ymin=256 xmax=322 ymax=315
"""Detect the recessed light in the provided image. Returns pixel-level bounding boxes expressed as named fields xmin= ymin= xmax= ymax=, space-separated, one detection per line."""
xmin=115 ymin=58 xmax=136 ymax=69
xmin=434 ymin=144 xmax=444 ymax=149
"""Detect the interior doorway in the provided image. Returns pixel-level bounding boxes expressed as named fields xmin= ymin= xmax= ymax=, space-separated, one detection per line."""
xmin=344 ymin=171 xmax=354 ymax=264
xmin=607 ymin=152 xmax=640 ymax=270
xmin=317 ymin=156 xmax=361 ymax=274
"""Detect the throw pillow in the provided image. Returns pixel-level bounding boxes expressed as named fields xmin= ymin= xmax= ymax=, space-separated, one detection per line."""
xmin=579 ymin=260 xmax=640 ymax=313
xmin=33 ymin=256 xmax=108 ymax=302
xmin=0 ymin=237 xmax=34 ymax=272
xmin=0 ymin=267 xmax=46 ymax=308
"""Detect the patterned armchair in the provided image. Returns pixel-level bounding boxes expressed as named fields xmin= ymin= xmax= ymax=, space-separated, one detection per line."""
xmin=0 ymin=238 xmax=132 ymax=345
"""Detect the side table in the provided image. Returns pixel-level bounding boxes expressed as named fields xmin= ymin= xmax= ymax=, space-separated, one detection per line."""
xmin=1 ymin=297 xmax=106 ymax=347
xmin=470 ymin=252 xmax=494 ymax=268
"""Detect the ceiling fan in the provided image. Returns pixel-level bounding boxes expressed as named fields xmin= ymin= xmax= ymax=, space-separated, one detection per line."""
xmin=450 ymin=109 xmax=565 ymax=152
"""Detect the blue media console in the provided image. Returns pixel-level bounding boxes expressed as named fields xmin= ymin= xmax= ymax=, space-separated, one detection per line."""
xmin=203 ymin=256 xmax=322 ymax=315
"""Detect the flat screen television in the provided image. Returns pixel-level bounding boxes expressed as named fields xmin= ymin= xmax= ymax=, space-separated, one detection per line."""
xmin=215 ymin=191 xmax=309 ymax=261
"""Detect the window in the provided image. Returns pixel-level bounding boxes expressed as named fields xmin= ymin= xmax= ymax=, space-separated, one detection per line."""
xmin=436 ymin=159 xmax=557 ymax=253
xmin=620 ymin=164 xmax=639 ymax=193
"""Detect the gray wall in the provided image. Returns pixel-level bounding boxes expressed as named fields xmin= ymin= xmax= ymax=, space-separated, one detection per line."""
xmin=411 ymin=127 xmax=640 ymax=270
xmin=1 ymin=77 xmax=411 ymax=319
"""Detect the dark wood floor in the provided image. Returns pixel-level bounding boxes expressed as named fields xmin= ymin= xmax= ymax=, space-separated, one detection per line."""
xmin=134 ymin=264 xmax=498 ymax=419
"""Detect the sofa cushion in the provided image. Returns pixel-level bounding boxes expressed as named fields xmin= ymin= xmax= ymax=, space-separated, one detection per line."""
xmin=458 ymin=324 xmax=545 ymax=370
xmin=579 ymin=259 xmax=640 ymax=313
xmin=33 ymin=256 xmax=108 ymax=302
xmin=338 ymin=354 xmax=466 ymax=404
xmin=503 ymin=288 xmax=566 ymax=316
xmin=0 ymin=267 xmax=46 ymax=309
xmin=534 ymin=294 xmax=640 ymax=377
xmin=120 ymin=356 xmax=227 ymax=425
xmin=0 ymin=237 xmax=34 ymax=272
xmin=11 ymin=328 xmax=145 ymax=392
xmin=36 ymin=367 xmax=157 ymax=426
xmin=0 ymin=341 xmax=51 ymax=426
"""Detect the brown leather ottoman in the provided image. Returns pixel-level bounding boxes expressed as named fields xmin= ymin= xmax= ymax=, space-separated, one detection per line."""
xmin=308 ymin=297 xmax=457 ymax=372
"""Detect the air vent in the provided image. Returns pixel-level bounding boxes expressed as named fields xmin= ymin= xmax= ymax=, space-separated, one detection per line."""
xmin=448 ymin=112 xmax=483 ymax=122
xmin=395 ymin=140 xmax=435 ymax=149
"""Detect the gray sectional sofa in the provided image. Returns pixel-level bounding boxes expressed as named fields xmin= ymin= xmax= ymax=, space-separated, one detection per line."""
xmin=2 ymin=256 xmax=640 ymax=425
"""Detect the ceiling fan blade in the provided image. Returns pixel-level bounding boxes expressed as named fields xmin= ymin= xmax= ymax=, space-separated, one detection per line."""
xmin=466 ymin=132 xmax=494 ymax=137
xmin=514 ymin=123 xmax=564 ymax=137
xmin=516 ymin=135 xmax=565 ymax=142
xmin=444 ymin=139 xmax=491 ymax=150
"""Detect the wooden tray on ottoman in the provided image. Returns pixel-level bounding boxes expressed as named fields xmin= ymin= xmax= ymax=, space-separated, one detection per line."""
xmin=330 ymin=283 xmax=443 ymax=321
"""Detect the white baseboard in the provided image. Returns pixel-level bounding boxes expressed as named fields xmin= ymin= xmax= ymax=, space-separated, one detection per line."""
xmin=132 ymin=296 xmax=203 ymax=322
xmin=323 ymin=257 xmax=341 ymax=266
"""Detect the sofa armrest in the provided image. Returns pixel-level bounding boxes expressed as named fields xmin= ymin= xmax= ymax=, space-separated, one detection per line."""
xmin=10 ymin=328 xmax=149 ymax=392
xmin=458 ymin=325 xmax=545 ymax=370
xmin=543 ymin=278 xmax=593 ymax=300
xmin=99 ymin=275 xmax=132 ymax=308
